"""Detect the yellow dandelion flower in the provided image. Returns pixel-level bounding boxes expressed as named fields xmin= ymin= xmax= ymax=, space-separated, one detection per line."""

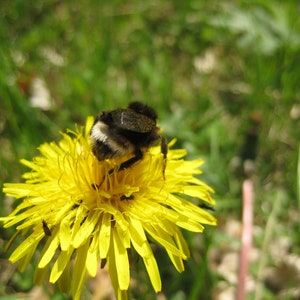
xmin=1 ymin=117 xmax=217 ymax=300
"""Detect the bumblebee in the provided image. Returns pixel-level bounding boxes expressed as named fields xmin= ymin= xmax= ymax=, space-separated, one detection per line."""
xmin=90 ymin=101 xmax=167 ymax=173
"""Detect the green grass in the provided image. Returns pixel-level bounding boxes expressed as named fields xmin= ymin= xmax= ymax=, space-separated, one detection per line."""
xmin=1 ymin=1 xmax=300 ymax=299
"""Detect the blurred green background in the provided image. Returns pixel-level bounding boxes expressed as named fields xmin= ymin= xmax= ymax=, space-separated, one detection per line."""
xmin=1 ymin=1 xmax=299 ymax=299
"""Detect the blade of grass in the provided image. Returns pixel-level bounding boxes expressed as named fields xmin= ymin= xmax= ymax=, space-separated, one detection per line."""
xmin=297 ymin=146 xmax=300 ymax=213
xmin=254 ymin=189 xmax=285 ymax=300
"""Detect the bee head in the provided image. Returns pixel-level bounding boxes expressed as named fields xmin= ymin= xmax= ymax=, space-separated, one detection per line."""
xmin=128 ymin=102 xmax=157 ymax=121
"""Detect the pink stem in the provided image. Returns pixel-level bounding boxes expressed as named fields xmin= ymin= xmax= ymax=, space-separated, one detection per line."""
xmin=237 ymin=179 xmax=254 ymax=300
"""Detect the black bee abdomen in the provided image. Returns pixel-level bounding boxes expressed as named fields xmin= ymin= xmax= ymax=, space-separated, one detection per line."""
xmin=92 ymin=140 xmax=117 ymax=160
xmin=118 ymin=128 xmax=160 ymax=149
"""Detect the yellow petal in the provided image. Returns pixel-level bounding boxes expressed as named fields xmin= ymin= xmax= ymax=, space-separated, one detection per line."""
xmin=72 ymin=242 xmax=89 ymax=300
xmin=10 ymin=232 xmax=43 ymax=263
xmin=38 ymin=234 xmax=60 ymax=268
xmin=57 ymin=262 xmax=71 ymax=293
xmin=166 ymin=250 xmax=185 ymax=273
xmin=144 ymin=224 xmax=187 ymax=259
xmin=143 ymin=252 xmax=162 ymax=292
xmin=112 ymin=227 xmax=130 ymax=290
xmin=50 ymin=248 xmax=74 ymax=283
xmin=99 ymin=212 xmax=112 ymax=258
xmin=59 ymin=216 xmax=72 ymax=251
xmin=86 ymin=246 xmax=99 ymax=277
xmin=18 ymin=238 xmax=40 ymax=272
xmin=73 ymin=210 xmax=100 ymax=248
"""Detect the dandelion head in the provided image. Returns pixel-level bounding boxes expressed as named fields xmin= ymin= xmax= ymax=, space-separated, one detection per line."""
xmin=1 ymin=116 xmax=217 ymax=299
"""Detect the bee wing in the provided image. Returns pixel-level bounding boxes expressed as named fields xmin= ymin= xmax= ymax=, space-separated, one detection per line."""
xmin=112 ymin=110 xmax=156 ymax=133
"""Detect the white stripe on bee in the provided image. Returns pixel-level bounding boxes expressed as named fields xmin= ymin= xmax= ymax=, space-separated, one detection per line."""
xmin=90 ymin=121 xmax=109 ymax=143
xmin=91 ymin=121 xmax=134 ymax=157
xmin=107 ymin=139 xmax=132 ymax=157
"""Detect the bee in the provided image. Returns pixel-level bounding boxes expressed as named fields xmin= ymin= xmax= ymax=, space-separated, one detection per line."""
xmin=90 ymin=101 xmax=167 ymax=176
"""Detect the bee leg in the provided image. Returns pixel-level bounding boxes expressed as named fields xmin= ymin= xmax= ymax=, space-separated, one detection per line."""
xmin=96 ymin=151 xmax=143 ymax=187
xmin=105 ymin=149 xmax=143 ymax=177
xmin=118 ymin=149 xmax=143 ymax=171
xmin=161 ymin=136 xmax=168 ymax=179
